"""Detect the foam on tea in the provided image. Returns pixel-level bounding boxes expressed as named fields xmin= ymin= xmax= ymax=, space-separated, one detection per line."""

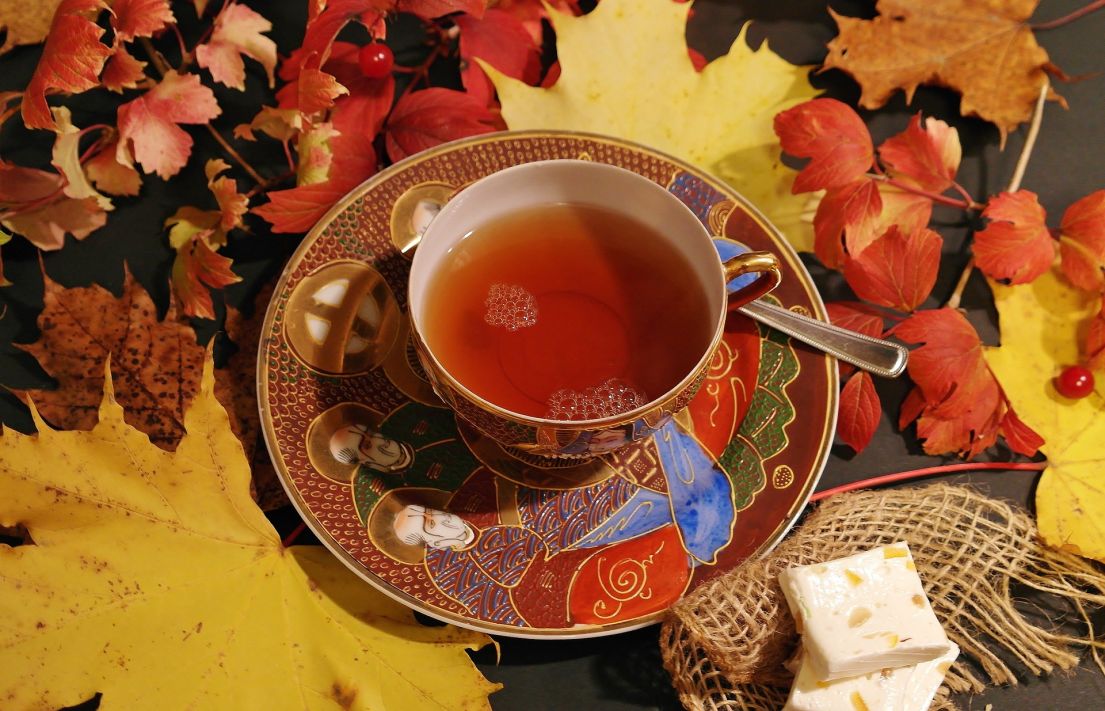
xmin=422 ymin=202 xmax=713 ymax=420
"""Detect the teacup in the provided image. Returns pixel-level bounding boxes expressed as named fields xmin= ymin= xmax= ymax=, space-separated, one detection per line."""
xmin=407 ymin=159 xmax=780 ymax=457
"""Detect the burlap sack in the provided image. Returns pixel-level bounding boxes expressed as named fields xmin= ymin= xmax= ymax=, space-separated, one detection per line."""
xmin=660 ymin=484 xmax=1105 ymax=711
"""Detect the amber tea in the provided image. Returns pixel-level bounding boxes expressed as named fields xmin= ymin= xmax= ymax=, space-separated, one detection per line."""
xmin=421 ymin=203 xmax=714 ymax=420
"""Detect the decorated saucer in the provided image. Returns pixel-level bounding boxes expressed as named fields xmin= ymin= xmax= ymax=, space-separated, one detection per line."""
xmin=258 ymin=130 xmax=838 ymax=639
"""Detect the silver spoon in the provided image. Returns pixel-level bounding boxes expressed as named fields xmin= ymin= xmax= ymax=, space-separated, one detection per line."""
xmin=739 ymin=300 xmax=908 ymax=378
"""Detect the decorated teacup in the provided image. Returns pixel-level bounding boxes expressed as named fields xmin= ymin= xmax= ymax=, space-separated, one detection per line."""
xmin=407 ymin=159 xmax=780 ymax=457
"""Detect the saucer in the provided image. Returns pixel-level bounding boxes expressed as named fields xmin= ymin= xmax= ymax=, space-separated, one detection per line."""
xmin=258 ymin=130 xmax=838 ymax=639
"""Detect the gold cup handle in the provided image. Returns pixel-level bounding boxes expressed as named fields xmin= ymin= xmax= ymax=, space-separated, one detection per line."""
xmin=722 ymin=250 xmax=781 ymax=306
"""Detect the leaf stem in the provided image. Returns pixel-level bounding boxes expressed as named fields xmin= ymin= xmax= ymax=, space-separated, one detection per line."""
xmin=1007 ymin=80 xmax=1050 ymax=194
xmin=870 ymin=174 xmax=981 ymax=210
xmin=1031 ymin=0 xmax=1105 ymax=30
xmin=396 ymin=25 xmax=450 ymax=103
xmin=169 ymin=23 xmax=188 ymax=61
xmin=810 ymin=461 xmax=1047 ymax=502
xmin=282 ymin=522 xmax=307 ymax=547
xmin=944 ymin=257 xmax=975 ymax=310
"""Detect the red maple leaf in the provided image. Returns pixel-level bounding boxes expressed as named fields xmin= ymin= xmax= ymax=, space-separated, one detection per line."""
xmin=837 ymin=371 xmax=880 ymax=452
xmin=384 ymin=88 xmax=503 ymax=162
xmin=1058 ymin=189 xmax=1105 ymax=292
xmin=100 ymin=44 xmax=148 ymax=92
xmin=195 ymin=2 xmax=277 ymax=90
xmin=22 ymin=0 xmax=113 ymax=130
xmin=456 ymin=9 xmax=541 ymax=107
xmin=813 ymin=179 xmax=882 ymax=268
xmin=172 ymin=234 xmax=242 ymax=320
xmin=398 ymin=0 xmax=487 ymax=19
xmin=116 ymin=71 xmax=221 ymax=179
xmin=110 ymin=0 xmax=175 ymax=41
xmin=773 ymin=98 xmax=875 ymax=193
xmin=877 ymin=114 xmax=962 ymax=193
xmin=253 ymin=133 xmax=378 ymax=233
xmin=842 ymin=225 xmax=940 ymax=312
xmin=973 ymin=190 xmax=1055 ymax=285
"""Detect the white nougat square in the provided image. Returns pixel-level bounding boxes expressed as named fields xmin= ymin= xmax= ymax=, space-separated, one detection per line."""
xmin=778 ymin=542 xmax=953 ymax=681
xmin=783 ymin=644 xmax=960 ymax=711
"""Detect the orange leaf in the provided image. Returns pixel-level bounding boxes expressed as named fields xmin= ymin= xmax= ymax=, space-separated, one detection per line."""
xmin=195 ymin=2 xmax=277 ymax=90
xmin=100 ymin=43 xmax=148 ymax=92
xmin=384 ymin=87 xmax=503 ymax=162
xmin=824 ymin=0 xmax=1062 ymax=141
xmin=116 ymin=71 xmax=221 ymax=179
xmin=456 ymin=9 xmax=541 ymax=107
xmin=109 ymin=0 xmax=174 ymax=41
xmin=1058 ymin=189 xmax=1105 ymax=292
xmin=0 ymin=163 xmax=106 ymax=250
xmin=21 ymin=0 xmax=112 ymax=130
xmin=878 ymin=114 xmax=962 ymax=193
xmin=813 ymin=179 xmax=882 ymax=268
xmin=773 ymin=98 xmax=874 ymax=193
xmin=842 ymin=225 xmax=940 ymax=312
xmin=974 ymin=190 xmax=1055 ymax=285
xmin=280 ymin=66 xmax=348 ymax=115
xmin=205 ymin=159 xmax=248 ymax=231
xmin=172 ymin=235 xmax=241 ymax=320
xmin=85 ymin=139 xmax=143 ymax=196
xmin=837 ymin=371 xmax=880 ymax=452
xmin=398 ymin=0 xmax=488 ymax=19
xmin=0 ymin=0 xmax=64 ymax=55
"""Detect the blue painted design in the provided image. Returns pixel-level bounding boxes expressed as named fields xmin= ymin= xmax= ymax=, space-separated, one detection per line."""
xmin=713 ymin=238 xmax=758 ymax=294
xmin=667 ymin=171 xmax=726 ymax=224
xmin=568 ymin=487 xmax=673 ymax=549
xmin=517 ymin=476 xmax=642 ymax=554
xmin=652 ymin=421 xmax=735 ymax=564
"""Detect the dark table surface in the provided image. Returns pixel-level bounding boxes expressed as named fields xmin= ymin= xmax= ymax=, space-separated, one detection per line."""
xmin=2 ymin=1 xmax=1104 ymax=709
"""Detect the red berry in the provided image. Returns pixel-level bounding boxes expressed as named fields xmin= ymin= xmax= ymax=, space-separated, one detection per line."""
xmin=1055 ymin=365 xmax=1095 ymax=399
xmin=358 ymin=43 xmax=394 ymax=79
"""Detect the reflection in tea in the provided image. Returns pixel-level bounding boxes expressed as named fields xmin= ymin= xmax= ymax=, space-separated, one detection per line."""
xmin=422 ymin=203 xmax=713 ymax=420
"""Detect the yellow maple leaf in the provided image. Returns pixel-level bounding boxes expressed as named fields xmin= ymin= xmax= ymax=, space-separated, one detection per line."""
xmin=484 ymin=0 xmax=818 ymax=251
xmin=985 ymin=270 xmax=1105 ymax=561
xmin=0 ymin=358 xmax=500 ymax=710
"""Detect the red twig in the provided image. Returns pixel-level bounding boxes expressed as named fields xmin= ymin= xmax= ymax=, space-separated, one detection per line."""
xmin=282 ymin=522 xmax=308 ymax=547
xmin=810 ymin=461 xmax=1047 ymax=502
xmin=1031 ymin=0 xmax=1105 ymax=30
xmin=871 ymin=174 xmax=983 ymax=211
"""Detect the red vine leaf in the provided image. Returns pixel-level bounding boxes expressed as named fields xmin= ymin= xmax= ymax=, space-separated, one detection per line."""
xmin=813 ymin=179 xmax=882 ymax=268
xmin=456 ymin=8 xmax=541 ymax=107
xmin=21 ymin=0 xmax=112 ymax=130
xmin=196 ymin=2 xmax=277 ymax=90
xmin=100 ymin=44 xmax=148 ymax=92
xmin=109 ymin=0 xmax=175 ymax=41
xmin=254 ymin=133 xmax=378 ymax=233
xmin=1000 ymin=409 xmax=1044 ymax=457
xmin=973 ymin=190 xmax=1054 ymax=285
xmin=1058 ymin=189 xmax=1105 ymax=292
xmin=300 ymin=0 xmax=390 ymax=63
xmin=313 ymin=42 xmax=395 ymax=137
xmin=205 ymin=159 xmax=248 ymax=231
xmin=278 ymin=66 xmax=349 ymax=115
xmin=398 ymin=0 xmax=488 ymax=20
xmin=878 ymin=114 xmax=962 ymax=193
xmin=826 ymin=301 xmax=884 ymax=379
xmin=843 ymin=224 xmax=940 ymax=312
xmin=0 ymin=163 xmax=106 ymax=250
xmin=172 ymin=234 xmax=241 ymax=320
xmin=86 ymin=139 xmax=143 ymax=196
xmin=384 ymin=87 xmax=504 ymax=162
xmin=116 ymin=71 xmax=221 ymax=179
xmin=773 ymin=98 xmax=874 ymax=193
xmin=50 ymin=106 xmax=112 ymax=211
xmin=837 ymin=371 xmax=880 ymax=452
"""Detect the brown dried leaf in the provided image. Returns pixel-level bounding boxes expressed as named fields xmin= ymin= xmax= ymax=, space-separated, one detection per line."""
xmin=824 ymin=0 xmax=1064 ymax=141
xmin=0 ymin=0 xmax=63 ymax=55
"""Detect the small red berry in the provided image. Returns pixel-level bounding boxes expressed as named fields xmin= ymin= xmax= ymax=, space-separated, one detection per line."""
xmin=1054 ymin=365 xmax=1095 ymax=399
xmin=358 ymin=42 xmax=394 ymax=79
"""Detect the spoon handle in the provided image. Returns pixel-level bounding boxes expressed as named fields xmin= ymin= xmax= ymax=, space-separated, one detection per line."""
xmin=738 ymin=300 xmax=909 ymax=379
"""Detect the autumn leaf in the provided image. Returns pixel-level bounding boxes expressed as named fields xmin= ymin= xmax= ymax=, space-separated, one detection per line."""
xmin=279 ymin=65 xmax=349 ymax=115
xmin=1086 ymin=306 xmax=1105 ymax=371
xmin=824 ymin=0 xmax=1062 ymax=141
xmin=384 ymin=88 xmax=503 ymax=162
xmin=205 ymin=159 xmax=248 ymax=231
xmin=50 ymin=106 xmax=113 ymax=211
xmin=278 ymin=42 xmax=394 ymax=137
xmin=399 ymin=0 xmax=487 ymax=19
xmin=878 ymin=114 xmax=962 ymax=194
xmin=21 ymin=0 xmax=112 ymax=130
xmin=116 ymin=71 xmax=221 ymax=179
xmin=893 ymin=308 xmax=1040 ymax=457
xmin=1058 ymin=189 xmax=1105 ymax=292
xmin=109 ymin=0 xmax=174 ymax=41
xmin=234 ymin=105 xmax=303 ymax=142
xmin=842 ymin=225 xmax=940 ymax=312
xmin=774 ymin=97 xmax=874 ymax=193
xmin=973 ymin=190 xmax=1055 ymax=285
xmin=0 ymin=163 xmax=106 ymax=250
xmin=838 ymin=371 xmax=880 ymax=452
xmin=486 ymin=0 xmax=819 ymax=251
xmin=456 ymin=9 xmax=541 ymax=107
xmin=172 ymin=235 xmax=241 ymax=320
xmin=85 ymin=139 xmax=143 ymax=196
xmin=985 ymin=270 xmax=1104 ymax=560
xmin=100 ymin=43 xmax=148 ymax=92
xmin=0 ymin=0 xmax=63 ymax=55
xmin=0 ymin=358 xmax=501 ymax=709
xmin=295 ymin=122 xmax=339 ymax=186
xmin=254 ymin=132 xmax=378 ymax=233
xmin=300 ymin=0 xmax=390 ymax=63
xmin=813 ymin=179 xmax=882 ymax=268
xmin=196 ymin=2 xmax=277 ymax=90
xmin=0 ymin=228 xmax=11 ymax=286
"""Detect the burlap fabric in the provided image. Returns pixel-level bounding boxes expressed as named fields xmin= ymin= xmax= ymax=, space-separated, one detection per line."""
xmin=660 ymin=484 xmax=1105 ymax=711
